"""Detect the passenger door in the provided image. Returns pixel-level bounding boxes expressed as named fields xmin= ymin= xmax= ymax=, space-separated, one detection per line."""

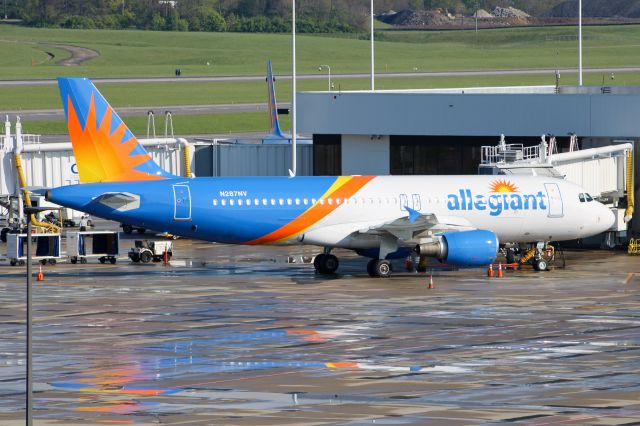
xmin=544 ymin=183 xmax=564 ymax=218
xmin=173 ymin=184 xmax=192 ymax=221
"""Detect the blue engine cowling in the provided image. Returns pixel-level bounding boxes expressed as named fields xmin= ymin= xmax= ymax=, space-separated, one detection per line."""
xmin=415 ymin=230 xmax=498 ymax=266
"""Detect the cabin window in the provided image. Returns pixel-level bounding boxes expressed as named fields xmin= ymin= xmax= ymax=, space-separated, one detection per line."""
xmin=270 ymin=199 xmax=276 ymax=206
xmin=579 ymin=193 xmax=586 ymax=202
xmin=221 ymin=199 xmax=226 ymax=206
xmin=229 ymin=199 xmax=235 ymax=206
xmin=254 ymin=198 xmax=260 ymax=205
xmin=295 ymin=198 xmax=301 ymax=205
xmin=312 ymin=198 xmax=317 ymax=204
xmin=287 ymin=198 xmax=292 ymax=206
xmin=303 ymin=198 xmax=309 ymax=205
xmin=213 ymin=199 xmax=218 ymax=206
xmin=278 ymin=198 xmax=284 ymax=206
xmin=238 ymin=199 xmax=243 ymax=206
xmin=586 ymin=193 xmax=594 ymax=202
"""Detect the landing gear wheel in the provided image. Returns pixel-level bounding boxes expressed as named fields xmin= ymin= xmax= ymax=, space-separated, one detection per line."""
xmin=80 ymin=257 xmax=87 ymax=264
xmin=48 ymin=259 xmax=56 ymax=265
xmin=40 ymin=259 xmax=47 ymax=266
xmin=109 ymin=257 xmax=117 ymax=264
xmin=122 ymin=224 xmax=133 ymax=234
xmin=70 ymin=257 xmax=78 ymax=264
xmin=374 ymin=260 xmax=392 ymax=278
xmin=506 ymin=248 xmax=517 ymax=264
xmin=137 ymin=228 xmax=146 ymax=234
xmin=314 ymin=253 xmax=338 ymax=274
xmin=534 ymin=258 xmax=548 ymax=271
xmin=313 ymin=254 xmax=326 ymax=272
xmin=99 ymin=257 xmax=106 ymax=264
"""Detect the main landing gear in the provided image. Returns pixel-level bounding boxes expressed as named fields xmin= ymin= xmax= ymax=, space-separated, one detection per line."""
xmin=313 ymin=252 xmax=339 ymax=274
xmin=367 ymin=259 xmax=392 ymax=278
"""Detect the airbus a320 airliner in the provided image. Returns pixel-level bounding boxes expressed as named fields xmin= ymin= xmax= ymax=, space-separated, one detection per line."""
xmin=44 ymin=77 xmax=614 ymax=277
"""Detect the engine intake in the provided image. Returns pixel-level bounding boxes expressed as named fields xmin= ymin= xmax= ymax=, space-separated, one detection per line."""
xmin=415 ymin=230 xmax=498 ymax=266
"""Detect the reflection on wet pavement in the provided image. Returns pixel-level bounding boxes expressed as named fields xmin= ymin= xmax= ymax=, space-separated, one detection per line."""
xmin=0 ymin=240 xmax=639 ymax=424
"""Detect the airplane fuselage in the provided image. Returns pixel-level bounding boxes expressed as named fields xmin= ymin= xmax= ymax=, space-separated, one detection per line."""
xmin=47 ymin=175 xmax=614 ymax=250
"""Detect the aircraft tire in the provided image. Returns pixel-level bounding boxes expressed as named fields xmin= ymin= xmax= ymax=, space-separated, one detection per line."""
xmin=323 ymin=254 xmax=339 ymax=274
xmin=122 ymin=224 xmax=133 ymax=234
xmin=534 ymin=258 xmax=548 ymax=271
xmin=70 ymin=257 xmax=77 ymax=264
xmin=313 ymin=254 xmax=326 ymax=272
xmin=374 ymin=260 xmax=392 ymax=278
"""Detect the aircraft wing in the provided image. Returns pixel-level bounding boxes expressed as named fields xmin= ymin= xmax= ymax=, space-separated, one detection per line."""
xmin=357 ymin=207 xmax=474 ymax=241
xmin=90 ymin=192 xmax=140 ymax=212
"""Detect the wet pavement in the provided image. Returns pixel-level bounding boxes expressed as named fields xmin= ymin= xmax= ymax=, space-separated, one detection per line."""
xmin=1 ymin=237 xmax=639 ymax=425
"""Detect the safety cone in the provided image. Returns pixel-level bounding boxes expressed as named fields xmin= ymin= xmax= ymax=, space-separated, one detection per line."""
xmin=497 ymin=263 xmax=503 ymax=278
xmin=163 ymin=247 xmax=169 ymax=266
xmin=487 ymin=264 xmax=494 ymax=278
xmin=428 ymin=274 xmax=434 ymax=289
xmin=37 ymin=265 xmax=44 ymax=282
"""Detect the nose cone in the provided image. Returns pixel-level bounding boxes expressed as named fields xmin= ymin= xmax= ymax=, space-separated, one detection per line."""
xmin=594 ymin=203 xmax=615 ymax=234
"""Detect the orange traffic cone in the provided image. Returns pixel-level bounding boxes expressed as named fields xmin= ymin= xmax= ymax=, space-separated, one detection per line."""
xmin=37 ymin=265 xmax=44 ymax=282
xmin=497 ymin=263 xmax=503 ymax=278
xmin=163 ymin=247 xmax=169 ymax=266
xmin=487 ymin=264 xmax=494 ymax=278
xmin=428 ymin=274 xmax=434 ymax=289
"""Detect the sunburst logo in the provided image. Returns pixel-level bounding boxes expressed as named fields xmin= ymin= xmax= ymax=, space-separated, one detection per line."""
xmin=67 ymin=93 xmax=164 ymax=183
xmin=489 ymin=179 xmax=519 ymax=193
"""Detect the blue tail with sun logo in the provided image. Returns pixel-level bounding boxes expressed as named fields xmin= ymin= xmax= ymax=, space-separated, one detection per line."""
xmin=58 ymin=77 xmax=176 ymax=183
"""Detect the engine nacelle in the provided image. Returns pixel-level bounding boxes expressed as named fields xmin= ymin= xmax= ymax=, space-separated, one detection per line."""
xmin=415 ymin=230 xmax=498 ymax=266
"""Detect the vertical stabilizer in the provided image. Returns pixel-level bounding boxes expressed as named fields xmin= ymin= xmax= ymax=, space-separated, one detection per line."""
xmin=57 ymin=77 xmax=175 ymax=183
xmin=267 ymin=60 xmax=285 ymax=138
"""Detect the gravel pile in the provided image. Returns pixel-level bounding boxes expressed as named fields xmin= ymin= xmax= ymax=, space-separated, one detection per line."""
xmin=491 ymin=6 xmax=530 ymax=18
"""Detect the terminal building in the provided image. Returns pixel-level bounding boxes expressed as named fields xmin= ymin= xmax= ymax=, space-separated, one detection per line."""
xmin=299 ymin=85 xmax=640 ymax=176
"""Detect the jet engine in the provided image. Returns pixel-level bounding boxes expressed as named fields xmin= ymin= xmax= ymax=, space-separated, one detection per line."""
xmin=415 ymin=230 xmax=498 ymax=266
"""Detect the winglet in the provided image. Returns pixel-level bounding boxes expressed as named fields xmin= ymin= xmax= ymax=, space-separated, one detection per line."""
xmin=57 ymin=77 xmax=176 ymax=183
xmin=267 ymin=60 xmax=285 ymax=138
xmin=405 ymin=206 xmax=421 ymax=223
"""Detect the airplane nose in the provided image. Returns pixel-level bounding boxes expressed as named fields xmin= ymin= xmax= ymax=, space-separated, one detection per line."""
xmin=597 ymin=204 xmax=615 ymax=233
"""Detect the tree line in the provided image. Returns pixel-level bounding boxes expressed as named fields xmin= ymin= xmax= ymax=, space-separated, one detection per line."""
xmin=4 ymin=0 xmax=564 ymax=32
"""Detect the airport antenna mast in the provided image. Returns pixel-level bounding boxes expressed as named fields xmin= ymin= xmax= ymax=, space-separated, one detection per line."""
xmin=370 ymin=0 xmax=375 ymax=91
xmin=290 ymin=0 xmax=297 ymax=177
xmin=578 ymin=0 xmax=583 ymax=86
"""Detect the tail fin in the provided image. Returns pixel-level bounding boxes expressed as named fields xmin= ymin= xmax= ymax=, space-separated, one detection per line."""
xmin=266 ymin=60 xmax=284 ymax=138
xmin=57 ymin=77 xmax=175 ymax=183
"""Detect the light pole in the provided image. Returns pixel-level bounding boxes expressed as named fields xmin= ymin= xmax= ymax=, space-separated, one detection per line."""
xmin=23 ymin=206 xmax=52 ymax=426
xmin=290 ymin=0 xmax=297 ymax=177
xmin=578 ymin=0 xmax=582 ymax=86
xmin=318 ymin=65 xmax=332 ymax=91
xmin=370 ymin=0 xmax=375 ymax=91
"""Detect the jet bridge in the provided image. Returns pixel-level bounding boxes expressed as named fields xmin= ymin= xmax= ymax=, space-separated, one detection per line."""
xmin=479 ymin=135 xmax=633 ymax=246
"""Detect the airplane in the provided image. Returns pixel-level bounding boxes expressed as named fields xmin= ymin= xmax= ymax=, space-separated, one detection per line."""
xmin=43 ymin=77 xmax=615 ymax=277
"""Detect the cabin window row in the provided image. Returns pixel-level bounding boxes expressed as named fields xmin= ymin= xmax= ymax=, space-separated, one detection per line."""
xmin=212 ymin=196 xmax=443 ymax=207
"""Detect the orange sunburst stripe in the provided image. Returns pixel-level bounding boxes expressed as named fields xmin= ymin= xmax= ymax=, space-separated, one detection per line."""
xmin=247 ymin=176 xmax=375 ymax=245
xmin=67 ymin=93 xmax=164 ymax=183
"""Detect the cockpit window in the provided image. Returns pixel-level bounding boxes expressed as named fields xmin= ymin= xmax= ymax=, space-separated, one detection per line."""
xmin=579 ymin=193 xmax=586 ymax=202
xmin=585 ymin=193 xmax=594 ymax=202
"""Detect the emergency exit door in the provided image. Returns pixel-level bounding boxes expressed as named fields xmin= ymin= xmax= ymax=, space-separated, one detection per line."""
xmin=544 ymin=183 xmax=564 ymax=218
xmin=173 ymin=184 xmax=191 ymax=221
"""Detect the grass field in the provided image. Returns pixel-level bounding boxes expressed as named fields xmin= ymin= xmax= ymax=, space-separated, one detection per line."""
xmin=1 ymin=24 xmax=639 ymax=80
xmin=20 ymin=111 xmax=292 ymax=136
xmin=2 ymin=24 xmax=640 ymax=135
